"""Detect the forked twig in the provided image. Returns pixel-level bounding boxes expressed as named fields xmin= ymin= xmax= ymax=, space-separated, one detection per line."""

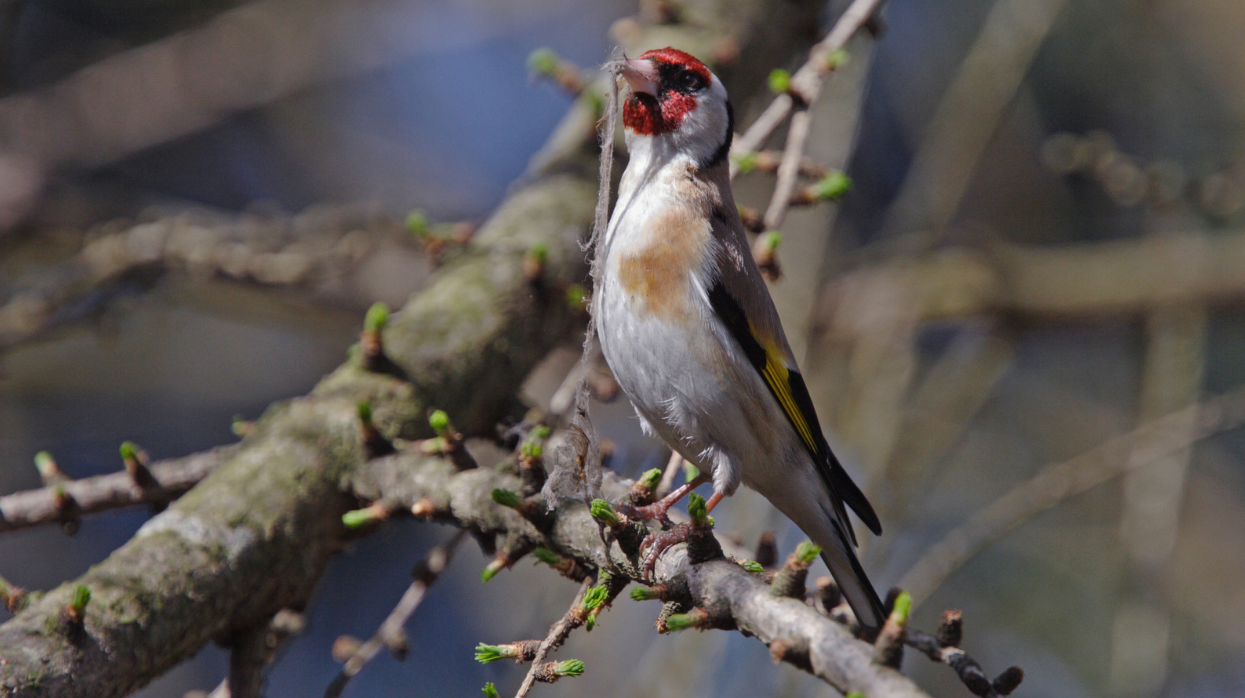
xmin=324 ymin=530 xmax=468 ymax=698
xmin=513 ymin=577 xmax=594 ymax=698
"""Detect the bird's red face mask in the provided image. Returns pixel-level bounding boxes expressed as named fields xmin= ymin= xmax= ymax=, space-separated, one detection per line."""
xmin=621 ymin=48 xmax=713 ymax=136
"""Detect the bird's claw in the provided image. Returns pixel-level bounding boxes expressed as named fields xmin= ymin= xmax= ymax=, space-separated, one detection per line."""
xmin=639 ymin=522 xmax=691 ymax=581
xmin=619 ymin=499 xmax=676 ymax=528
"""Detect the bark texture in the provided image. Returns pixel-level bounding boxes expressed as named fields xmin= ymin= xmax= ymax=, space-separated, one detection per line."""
xmin=0 ymin=1 xmax=922 ymax=696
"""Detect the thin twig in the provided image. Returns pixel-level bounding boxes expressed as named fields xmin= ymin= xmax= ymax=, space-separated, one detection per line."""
xmin=899 ymin=389 xmax=1245 ymax=606
xmin=729 ymin=0 xmax=884 ymax=177
xmin=324 ymin=530 xmax=467 ymax=698
xmin=0 ymin=203 xmax=421 ymax=354
xmin=904 ymin=616 xmax=1022 ymax=698
xmin=735 ymin=150 xmax=832 ymax=178
xmin=762 ymin=107 xmax=815 ymax=231
xmin=0 ymin=449 xmax=226 ymax=533
xmin=514 ymin=577 xmax=593 ymax=698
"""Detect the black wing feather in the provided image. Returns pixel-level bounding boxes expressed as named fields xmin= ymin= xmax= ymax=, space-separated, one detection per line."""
xmin=707 ymin=280 xmax=882 ymax=538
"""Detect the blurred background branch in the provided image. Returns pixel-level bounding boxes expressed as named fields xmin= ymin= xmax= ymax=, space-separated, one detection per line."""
xmin=2 ymin=0 xmax=1245 ymax=696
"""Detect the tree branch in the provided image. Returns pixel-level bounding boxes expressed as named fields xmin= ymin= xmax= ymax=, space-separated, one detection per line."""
xmin=0 ymin=449 xmax=227 ymax=533
xmin=346 ymin=446 xmax=935 ymax=698
xmin=323 ymin=530 xmax=466 ymax=698
xmin=0 ymin=2 xmax=836 ymax=696
xmin=819 ymin=229 xmax=1245 ymax=324
xmin=0 ymin=163 xmax=594 ymax=697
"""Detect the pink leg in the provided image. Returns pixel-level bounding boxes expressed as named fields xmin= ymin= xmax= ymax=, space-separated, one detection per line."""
xmin=638 ymin=488 xmax=727 ymax=580
xmin=625 ymin=474 xmax=710 ymax=525
xmin=705 ymin=490 xmax=725 ymax=512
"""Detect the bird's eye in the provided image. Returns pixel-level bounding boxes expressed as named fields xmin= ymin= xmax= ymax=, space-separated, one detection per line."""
xmin=680 ymin=72 xmax=705 ymax=91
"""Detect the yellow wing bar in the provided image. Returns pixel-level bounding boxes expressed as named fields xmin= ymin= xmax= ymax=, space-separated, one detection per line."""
xmin=760 ymin=352 xmax=818 ymax=456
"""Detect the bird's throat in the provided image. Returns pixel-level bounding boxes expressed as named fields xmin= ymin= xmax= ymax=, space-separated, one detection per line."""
xmin=623 ymin=93 xmax=667 ymax=135
xmin=623 ymin=92 xmax=697 ymax=136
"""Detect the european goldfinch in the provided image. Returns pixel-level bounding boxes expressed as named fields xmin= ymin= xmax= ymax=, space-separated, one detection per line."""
xmin=597 ymin=48 xmax=887 ymax=631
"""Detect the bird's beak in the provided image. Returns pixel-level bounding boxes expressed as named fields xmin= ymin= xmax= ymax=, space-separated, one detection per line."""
xmin=621 ymin=59 xmax=660 ymax=96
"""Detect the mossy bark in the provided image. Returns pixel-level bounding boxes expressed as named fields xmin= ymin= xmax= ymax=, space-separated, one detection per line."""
xmin=0 ymin=171 xmax=593 ymax=697
xmin=0 ymin=1 xmax=842 ymax=695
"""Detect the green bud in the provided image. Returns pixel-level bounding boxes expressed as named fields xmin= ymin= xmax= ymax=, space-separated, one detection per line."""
xmin=405 ymin=210 xmax=430 ymax=238
xmin=428 ymin=410 xmax=451 ymax=435
xmin=637 ymin=468 xmax=662 ymax=492
xmin=491 ymin=488 xmax=522 ymax=510
xmin=812 ymin=171 xmax=853 ymax=201
xmin=795 ymin=540 xmax=821 ymax=564
xmin=482 ymin=683 xmax=500 ymax=698
xmin=687 ymin=492 xmax=708 ymax=524
xmin=33 ymin=451 xmax=59 ymax=481
xmin=474 ymin=643 xmax=516 ymax=664
xmin=521 ymin=438 xmax=543 ymax=461
xmin=119 ymin=441 xmax=140 ymax=463
xmin=364 ymin=302 xmax=390 ymax=333
xmin=552 ymin=659 xmax=584 ymax=677
xmin=581 ymin=585 xmax=608 ymax=612
xmin=231 ymin=415 xmax=249 ymax=437
xmin=845 ymin=693 xmax=866 ymax=698
xmin=767 ymin=68 xmax=792 ymax=94
xmin=481 ymin=559 xmax=505 ymax=583
xmin=738 ymin=559 xmax=765 ymax=573
xmin=521 ymin=425 xmax=551 ymax=459
xmin=825 ymin=49 xmax=850 ymax=71
xmin=531 ymin=548 xmax=560 ymax=566
xmin=731 ymin=151 xmax=759 ymax=174
xmin=664 ymin=613 xmax=696 ymax=632
xmin=356 ymin=402 xmax=373 ymax=424
xmin=70 ymin=585 xmax=90 ymax=614
xmin=341 ymin=506 xmax=383 ymax=529
xmin=527 ymin=242 xmax=548 ymax=265
xmin=760 ymin=231 xmax=782 ymax=252
xmin=589 ymin=499 xmax=620 ymax=526
xmin=630 ymin=586 xmax=658 ymax=601
xmin=891 ymin=590 xmax=913 ymax=625
xmin=683 ymin=461 xmax=699 ymax=483
xmin=565 ymin=283 xmax=588 ymax=310
xmin=527 ymin=47 xmax=560 ymax=77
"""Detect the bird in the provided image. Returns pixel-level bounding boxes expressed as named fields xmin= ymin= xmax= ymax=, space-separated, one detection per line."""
xmin=595 ymin=47 xmax=887 ymax=633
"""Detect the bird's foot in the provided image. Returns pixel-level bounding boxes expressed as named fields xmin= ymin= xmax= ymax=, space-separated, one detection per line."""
xmin=619 ymin=474 xmax=710 ymax=527
xmin=639 ymin=523 xmax=691 ymax=581
xmin=620 ymin=498 xmax=676 ymax=528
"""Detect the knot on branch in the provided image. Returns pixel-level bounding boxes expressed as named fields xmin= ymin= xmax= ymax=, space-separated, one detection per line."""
xmin=422 ymin=410 xmax=475 ymax=470
xmin=872 ymin=591 xmax=911 ymax=669
xmin=768 ymin=638 xmax=813 ymax=673
xmin=685 ymin=492 xmax=722 ymax=564
xmin=769 ymin=541 xmax=819 ymax=598
xmin=357 ymin=402 xmax=395 ymax=458
xmin=531 ymin=548 xmax=591 ymax=582
xmin=516 ymin=425 xmax=552 ymax=494
xmin=480 ymin=537 xmax=536 ymax=583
